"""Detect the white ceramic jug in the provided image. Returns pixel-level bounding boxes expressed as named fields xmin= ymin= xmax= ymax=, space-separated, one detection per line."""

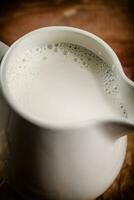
xmin=0 ymin=26 xmax=134 ymax=200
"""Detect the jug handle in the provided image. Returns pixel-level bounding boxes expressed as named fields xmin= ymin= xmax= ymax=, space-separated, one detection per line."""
xmin=0 ymin=41 xmax=10 ymax=185
xmin=0 ymin=41 xmax=10 ymax=132
xmin=0 ymin=41 xmax=9 ymax=62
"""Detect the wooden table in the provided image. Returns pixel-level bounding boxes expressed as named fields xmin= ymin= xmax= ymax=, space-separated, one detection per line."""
xmin=0 ymin=0 xmax=134 ymax=199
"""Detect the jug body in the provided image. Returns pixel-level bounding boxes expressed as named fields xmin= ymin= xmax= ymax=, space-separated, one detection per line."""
xmin=7 ymin=111 xmax=127 ymax=200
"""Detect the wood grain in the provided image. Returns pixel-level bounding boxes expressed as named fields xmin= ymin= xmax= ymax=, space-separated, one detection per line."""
xmin=0 ymin=0 xmax=134 ymax=199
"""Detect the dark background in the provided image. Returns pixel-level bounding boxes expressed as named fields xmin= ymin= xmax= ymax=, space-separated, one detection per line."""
xmin=0 ymin=0 xmax=134 ymax=199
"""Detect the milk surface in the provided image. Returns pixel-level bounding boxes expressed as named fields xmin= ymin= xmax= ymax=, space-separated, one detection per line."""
xmin=6 ymin=43 xmax=127 ymax=125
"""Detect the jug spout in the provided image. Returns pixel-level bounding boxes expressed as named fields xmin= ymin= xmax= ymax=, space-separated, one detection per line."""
xmin=100 ymin=120 xmax=134 ymax=140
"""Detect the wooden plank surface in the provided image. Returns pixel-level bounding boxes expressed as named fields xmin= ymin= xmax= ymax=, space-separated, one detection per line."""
xmin=0 ymin=0 xmax=134 ymax=199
